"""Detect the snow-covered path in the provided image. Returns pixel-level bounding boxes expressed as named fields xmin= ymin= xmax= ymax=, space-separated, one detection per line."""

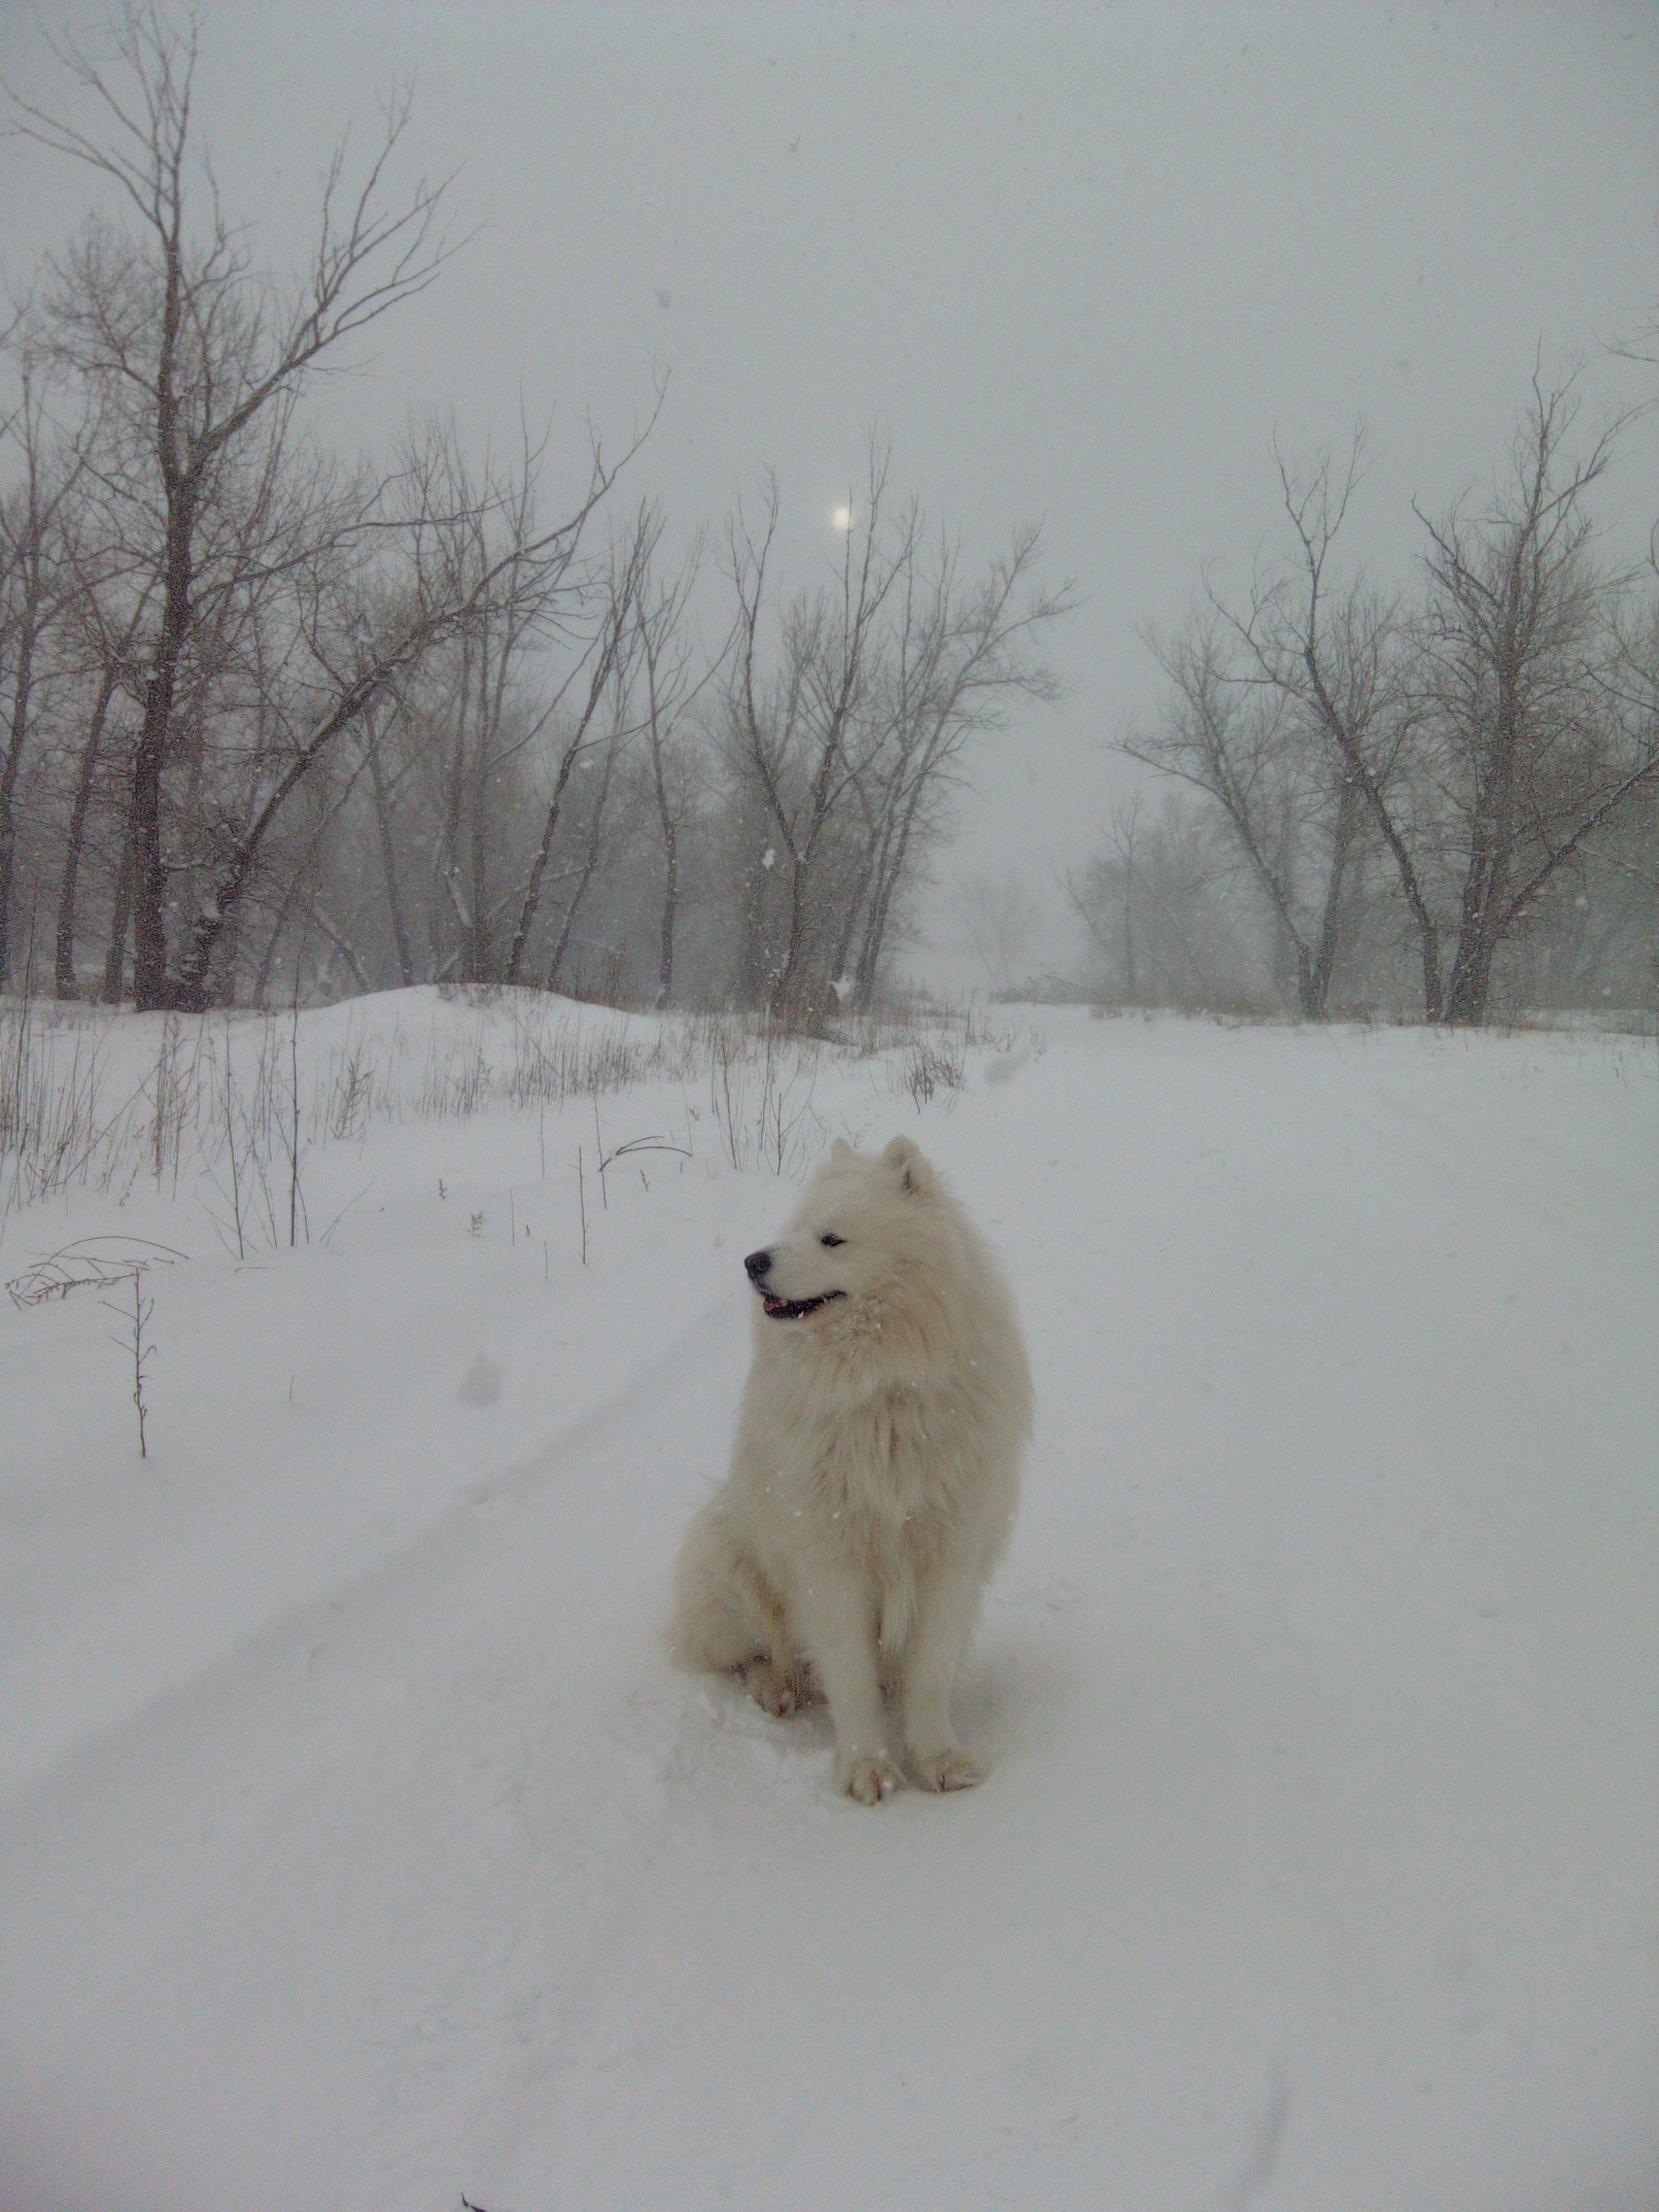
xmin=3 ymin=1012 xmax=1657 ymax=2210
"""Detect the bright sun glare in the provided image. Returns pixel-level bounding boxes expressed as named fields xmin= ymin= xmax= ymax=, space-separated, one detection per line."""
xmin=830 ymin=505 xmax=853 ymax=531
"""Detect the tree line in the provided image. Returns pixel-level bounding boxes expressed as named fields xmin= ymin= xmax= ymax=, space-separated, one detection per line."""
xmin=1068 ymin=386 xmax=1659 ymax=1025
xmin=0 ymin=8 xmax=1068 ymax=1021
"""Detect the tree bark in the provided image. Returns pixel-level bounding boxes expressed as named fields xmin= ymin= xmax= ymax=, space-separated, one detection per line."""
xmin=102 ymin=834 xmax=133 ymax=1002
xmin=54 ymin=663 xmax=126 ymax=997
xmin=0 ymin=550 xmax=46 ymax=994
xmin=655 ymin=817 xmax=678 ymax=1011
xmin=365 ymin=712 xmax=414 ymax=988
xmin=546 ymin=730 xmax=617 ymax=992
xmin=504 ymin=620 xmax=627 ymax=987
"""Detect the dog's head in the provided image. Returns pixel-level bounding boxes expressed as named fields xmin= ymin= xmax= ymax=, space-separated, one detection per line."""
xmin=743 ymin=1136 xmax=962 ymax=1386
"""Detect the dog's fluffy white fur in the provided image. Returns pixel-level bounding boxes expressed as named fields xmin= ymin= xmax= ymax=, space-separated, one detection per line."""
xmin=673 ymin=1135 xmax=1032 ymax=1804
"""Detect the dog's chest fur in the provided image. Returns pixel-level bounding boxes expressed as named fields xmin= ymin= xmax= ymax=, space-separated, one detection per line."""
xmin=809 ymin=1378 xmax=966 ymax=1557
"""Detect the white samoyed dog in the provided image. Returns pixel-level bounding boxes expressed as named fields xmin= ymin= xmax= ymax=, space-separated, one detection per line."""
xmin=673 ymin=1135 xmax=1032 ymax=1805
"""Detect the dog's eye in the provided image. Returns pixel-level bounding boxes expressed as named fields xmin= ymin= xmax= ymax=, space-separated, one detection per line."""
xmin=819 ymin=1233 xmax=845 ymax=1247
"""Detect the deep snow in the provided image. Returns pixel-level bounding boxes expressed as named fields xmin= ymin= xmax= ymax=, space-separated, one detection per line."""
xmin=2 ymin=998 xmax=1656 ymax=2211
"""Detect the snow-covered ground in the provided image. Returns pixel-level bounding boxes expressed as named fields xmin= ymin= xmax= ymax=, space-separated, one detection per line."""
xmin=2 ymin=994 xmax=1656 ymax=2212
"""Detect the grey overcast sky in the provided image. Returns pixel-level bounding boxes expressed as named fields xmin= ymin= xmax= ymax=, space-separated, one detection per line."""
xmin=3 ymin=2 xmax=1657 ymax=975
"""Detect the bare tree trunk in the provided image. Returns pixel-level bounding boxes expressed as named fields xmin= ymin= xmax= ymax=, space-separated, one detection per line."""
xmin=467 ymin=612 xmax=495 ymax=978
xmin=733 ymin=837 xmax=774 ymax=1008
xmin=440 ymin=624 xmax=476 ymax=981
xmin=1440 ymin=657 xmax=1521 ymax=1025
xmin=853 ymin=772 xmax=928 ymax=1012
xmin=505 ymin=593 xmax=633 ymax=987
xmin=1444 ymin=927 xmax=1501 ymax=1024
xmin=0 ymin=767 xmax=21 ymax=996
xmin=102 ymin=833 xmax=133 ymax=1002
xmin=365 ymin=712 xmax=415 ymax=987
xmin=770 ymin=850 xmax=812 ymax=1021
xmin=0 ymin=552 xmax=46 ymax=995
xmin=54 ymin=664 xmax=125 ymax=997
xmin=130 ymin=430 xmax=197 ymax=1010
xmin=547 ymin=727 xmax=618 ymax=991
xmin=169 ymin=658 xmax=405 ymax=1009
xmin=505 ymin=743 xmax=580 ymax=988
xmin=1444 ymin=813 xmax=1512 ymax=1024
xmin=655 ymin=817 xmax=678 ymax=1010
xmin=831 ymin=785 xmax=886 ymax=989
xmin=831 ymin=870 xmax=871 ymax=994
xmin=254 ymin=869 xmax=305 ymax=1008
xmin=304 ymin=893 xmax=375 ymax=995
xmin=216 ymin=893 xmax=243 ymax=1006
xmin=1304 ymin=775 xmax=1363 ymax=1015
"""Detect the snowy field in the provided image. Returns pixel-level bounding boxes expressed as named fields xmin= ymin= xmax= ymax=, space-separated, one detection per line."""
xmin=2 ymin=992 xmax=1656 ymax=2212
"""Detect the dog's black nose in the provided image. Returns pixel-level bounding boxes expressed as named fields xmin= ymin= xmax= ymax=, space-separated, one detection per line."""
xmin=744 ymin=1248 xmax=773 ymax=1282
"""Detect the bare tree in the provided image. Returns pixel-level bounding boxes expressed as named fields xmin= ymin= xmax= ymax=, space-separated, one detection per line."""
xmin=842 ymin=519 xmax=1072 ymax=1010
xmin=53 ymin=578 xmax=151 ymax=995
xmin=375 ymin=414 xmax=625 ymax=990
xmin=630 ymin=514 xmax=714 ymax=1009
xmin=1118 ymin=386 xmax=1659 ymax=1025
xmin=1132 ymin=592 xmax=1380 ymax=1021
xmin=503 ymin=495 xmax=656 ymax=987
xmin=1238 ymin=439 xmax=1443 ymax=1016
xmin=8 ymin=5 xmax=455 ymax=1007
xmin=0 ymin=373 xmax=89 ymax=988
xmin=1231 ymin=394 xmax=1658 ymax=1025
xmin=546 ymin=695 xmax=626 ymax=991
xmin=726 ymin=445 xmax=915 ymax=1021
xmin=166 ymin=428 xmax=637 ymax=1010
xmin=1415 ymin=376 xmax=1653 ymax=1022
xmin=721 ymin=453 xmax=1069 ymax=1023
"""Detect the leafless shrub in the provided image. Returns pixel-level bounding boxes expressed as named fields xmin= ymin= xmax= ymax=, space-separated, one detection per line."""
xmin=2 ymin=1004 xmax=116 ymax=1205
xmin=2 ymin=991 xmax=987 ymax=1239
xmin=326 ymin=1027 xmax=377 ymax=1141
xmin=706 ymin=1016 xmax=825 ymax=1174
xmin=100 ymin=1265 xmax=155 ymax=1459
xmin=6 ymin=1234 xmax=182 ymax=1309
xmin=894 ymin=1035 xmax=966 ymax=1110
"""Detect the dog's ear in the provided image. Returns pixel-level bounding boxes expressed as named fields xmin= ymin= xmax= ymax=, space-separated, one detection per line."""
xmin=882 ymin=1133 xmax=933 ymax=1195
xmin=830 ymin=1137 xmax=855 ymax=1164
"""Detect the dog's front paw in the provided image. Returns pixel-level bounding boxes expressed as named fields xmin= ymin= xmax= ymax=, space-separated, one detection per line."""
xmin=838 ymin=1750 xmax=903 ymax=1805
xmin=909 ymin=1746 xmax=987 ymax=1792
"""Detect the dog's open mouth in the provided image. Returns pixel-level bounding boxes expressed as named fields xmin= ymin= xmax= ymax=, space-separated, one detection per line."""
xmin=758 ymin=1289 xmax=846 ymax=1321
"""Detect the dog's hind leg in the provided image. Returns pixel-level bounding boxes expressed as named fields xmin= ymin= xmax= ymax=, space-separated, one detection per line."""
xmin=672 ymin=1508 xmax=773 ymax=1669
xmin=738 ymin=1652 xmax=807 ymax=1716
xmin=672 ymin=1507 xmax=812 ymax=1715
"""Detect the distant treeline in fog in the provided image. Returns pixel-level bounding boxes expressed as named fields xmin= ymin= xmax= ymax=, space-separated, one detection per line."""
xmin=1066 ymin=399 xmax=1659 ymax=1025
xmin=0 ymin=13 xmax=1068 ymax=1025
xmin=2 ymin=11 xmax=1655 ymax=1029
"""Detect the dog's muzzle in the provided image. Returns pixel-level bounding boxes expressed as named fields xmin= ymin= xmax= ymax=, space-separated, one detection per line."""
xmin=744 ymin=1248 xmax=844 ymax=1321
xmin=757 ymin=1289 xmax=845 ymax=1320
